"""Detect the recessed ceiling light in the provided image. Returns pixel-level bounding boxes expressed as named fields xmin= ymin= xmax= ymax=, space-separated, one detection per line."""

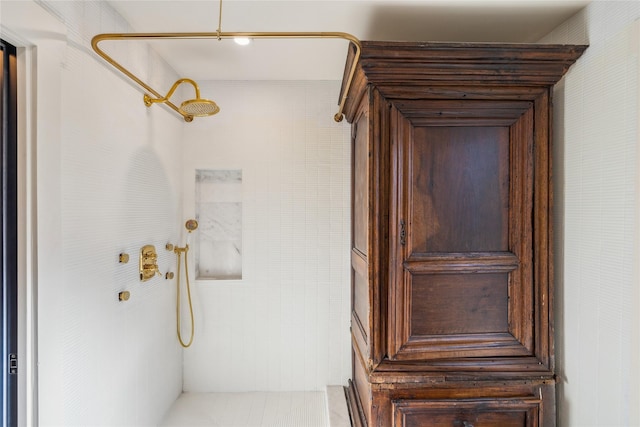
xmin=234 ymin=37 xmax=251 ymax=46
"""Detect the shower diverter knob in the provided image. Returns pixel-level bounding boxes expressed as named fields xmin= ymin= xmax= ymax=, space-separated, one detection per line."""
xmin=139 ymin=244 xmax=162 ymax=282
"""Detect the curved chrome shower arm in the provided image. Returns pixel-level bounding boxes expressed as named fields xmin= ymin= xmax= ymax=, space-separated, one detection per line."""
xmin=91 ymin=32 xmax=362 ymax=122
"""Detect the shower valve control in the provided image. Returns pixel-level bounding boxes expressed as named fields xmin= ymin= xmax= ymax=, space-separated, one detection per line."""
xmin=139 ymin=244 xmax=162 ymax=282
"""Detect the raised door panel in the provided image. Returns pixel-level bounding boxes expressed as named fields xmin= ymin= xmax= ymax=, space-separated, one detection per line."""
xmin=389 ymin=103 xmax=536 ymax=361
xmin=410 ymin=273 xmax=509 ymax=335
xmin=409 ymin=126 xmax=509 ymax=254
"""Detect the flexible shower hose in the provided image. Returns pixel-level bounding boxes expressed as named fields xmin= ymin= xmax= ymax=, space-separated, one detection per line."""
xmin=175 ymin=245 xmax=195 ymax=348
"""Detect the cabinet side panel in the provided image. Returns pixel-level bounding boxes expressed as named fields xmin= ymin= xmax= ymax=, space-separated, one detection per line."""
xmin=352 ymin=96 xmax=372 ymax=360
xmin=353 ymin=112 xmax=370 ymax=256
xmin=352 ymin=252 xmax=370 ymax=351
xmin=354 ymin=349 xmax=372 ymax=427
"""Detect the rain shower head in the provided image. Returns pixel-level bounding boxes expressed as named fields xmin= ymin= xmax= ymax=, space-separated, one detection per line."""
xmin=143 ymin=78 xmax=219 ymax=122
xmin=180 ymin=98 xmax=220 ymax=117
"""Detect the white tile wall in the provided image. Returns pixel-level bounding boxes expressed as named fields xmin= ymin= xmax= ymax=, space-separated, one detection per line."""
xmin=540 ymin=3 xmax=640 ymax=426
xmin=13 ymin=1 xmax=187 ymax=425
xmin=181 ymin=81 xmax=352 ymax=392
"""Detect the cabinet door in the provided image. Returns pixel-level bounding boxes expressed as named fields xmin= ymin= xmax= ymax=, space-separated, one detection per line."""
xmin=388 ymin=98 xmax=550 ymax=364
xmin=392 ymin=398 xmax=541 ymax=427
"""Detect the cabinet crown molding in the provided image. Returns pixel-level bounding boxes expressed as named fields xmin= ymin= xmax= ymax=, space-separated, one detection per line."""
xmin=340 ymin=41 xmax=587 ymax=122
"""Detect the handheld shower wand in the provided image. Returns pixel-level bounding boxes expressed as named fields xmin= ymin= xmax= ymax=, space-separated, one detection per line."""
xmin=174 ymin=219 xmax=198 ymax=348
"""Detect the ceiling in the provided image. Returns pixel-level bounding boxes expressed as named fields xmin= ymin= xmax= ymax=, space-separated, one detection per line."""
xmin=105 ymin=0 xmax=590 ymax=81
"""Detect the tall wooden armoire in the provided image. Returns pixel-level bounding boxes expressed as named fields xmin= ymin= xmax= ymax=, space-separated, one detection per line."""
xmin=341 ymin=42 xmax=586 ymax=427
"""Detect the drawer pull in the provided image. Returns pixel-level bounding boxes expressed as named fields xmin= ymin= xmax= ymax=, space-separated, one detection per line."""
xmin=461 ymin=422 xmax=474 ymax=427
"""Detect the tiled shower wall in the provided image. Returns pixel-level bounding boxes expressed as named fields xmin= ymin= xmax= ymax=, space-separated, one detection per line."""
xmin=540 ymin=3 xmax=640 ymax=426
xmin=10 ymin=1 xmax=186 ymax=425
xmin=181 ymin=81 xmax=352 ymax=392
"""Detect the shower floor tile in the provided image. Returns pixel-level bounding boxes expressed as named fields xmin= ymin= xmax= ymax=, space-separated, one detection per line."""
xmin=160 ymin=390 xmax=343 ymax=427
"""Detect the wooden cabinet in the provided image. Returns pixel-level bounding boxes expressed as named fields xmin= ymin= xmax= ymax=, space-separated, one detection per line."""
xmin=341 ymin=42 xmax=586 ymax=427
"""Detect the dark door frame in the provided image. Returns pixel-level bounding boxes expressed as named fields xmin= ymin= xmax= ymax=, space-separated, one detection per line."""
xmin=1 ymin=37 xmax=19 ymax=427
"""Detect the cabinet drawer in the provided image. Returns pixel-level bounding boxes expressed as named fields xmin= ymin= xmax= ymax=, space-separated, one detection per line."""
xmin=393 ymin=398 xmax=540 ymax=427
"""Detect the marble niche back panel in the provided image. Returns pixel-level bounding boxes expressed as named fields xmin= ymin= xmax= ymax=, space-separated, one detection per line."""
xmin=195 ymin=170 xmax=242 ymax=280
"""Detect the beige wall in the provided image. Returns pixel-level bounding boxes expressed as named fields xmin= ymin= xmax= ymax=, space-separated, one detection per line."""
xmin=540 ymin=3 xmax=640 ymax=425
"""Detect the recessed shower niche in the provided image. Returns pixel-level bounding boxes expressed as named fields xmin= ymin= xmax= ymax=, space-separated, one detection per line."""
xmin=195 ymin=169 xmax=242 ymax=280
